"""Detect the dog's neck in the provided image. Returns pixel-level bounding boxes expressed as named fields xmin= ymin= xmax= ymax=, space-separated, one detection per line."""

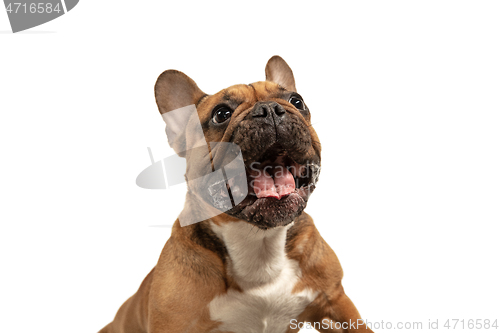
xmin=209 ymin=220 xmax=293 ymax=289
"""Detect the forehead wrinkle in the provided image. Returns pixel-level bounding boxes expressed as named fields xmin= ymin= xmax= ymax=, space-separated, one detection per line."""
xmin=250 ymin=81 xmax=284 ymax=101
xmin=222 ymin=85 xmax=254 ymax=105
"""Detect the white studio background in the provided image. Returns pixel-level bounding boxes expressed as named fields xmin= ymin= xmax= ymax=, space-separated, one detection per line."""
xmin=1 ymin=1 xmax=499 ymax=333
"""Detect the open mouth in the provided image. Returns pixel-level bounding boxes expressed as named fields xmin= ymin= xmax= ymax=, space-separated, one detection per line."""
xmin=246 ymin=145 xmax=318 ymax=200
xmin=224 ymin=144 xmax=320 ymax=228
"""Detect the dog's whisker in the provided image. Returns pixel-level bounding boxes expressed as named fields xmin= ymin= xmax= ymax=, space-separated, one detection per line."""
xmin=246 ymin=225 xmax=256 ymax=240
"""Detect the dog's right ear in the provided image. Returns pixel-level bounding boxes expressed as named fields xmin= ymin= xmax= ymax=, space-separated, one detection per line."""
xmin=154 ymin=70 xmax=206 ymax=156
xmin=265 ymin=56 xmax=297 ymax=92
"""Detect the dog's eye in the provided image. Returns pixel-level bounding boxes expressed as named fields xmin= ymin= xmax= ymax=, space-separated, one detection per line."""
xmin=212 ymin=105 xmax=233 ymax=124
xmin=289 ymin=95 xmax=305 ymax=110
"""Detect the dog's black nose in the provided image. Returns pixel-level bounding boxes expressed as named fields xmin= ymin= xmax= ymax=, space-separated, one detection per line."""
xmin=251 ymin=101 xmax=286 ymax=118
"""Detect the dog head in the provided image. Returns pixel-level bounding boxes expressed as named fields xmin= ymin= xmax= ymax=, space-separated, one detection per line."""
xmin=154 ymin=56 xmax=321 ymax=229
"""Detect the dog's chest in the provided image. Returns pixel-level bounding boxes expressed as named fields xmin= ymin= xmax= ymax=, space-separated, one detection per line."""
xmin=208 ymin=260 xmax=316 ymax=333
xmin=208 ymin=221 xmax=318 ymax=333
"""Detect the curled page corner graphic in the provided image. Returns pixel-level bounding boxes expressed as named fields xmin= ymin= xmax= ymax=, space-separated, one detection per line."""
xmin=136 ymin=147 xmax=167 ymax=190
xmin=136 ymin=145 xmax=248 ymax=226
xmin=136 ymin=160 xmax=167 ymax=190
xmin=3 ymin=0 xmax=79 ymax=33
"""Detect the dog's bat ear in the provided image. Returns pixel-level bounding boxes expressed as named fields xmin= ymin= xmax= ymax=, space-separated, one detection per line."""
xmin=154 ymin=70 xmax=206 ymax=156
xmin=265 ymin=56 xmax=297 ymax=92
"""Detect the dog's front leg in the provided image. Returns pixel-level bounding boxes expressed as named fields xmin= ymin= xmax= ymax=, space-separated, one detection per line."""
xmin=294 ymin=289 xmax=374 ymax=333
xmin=320 ymin=292 xmax=374 ymax=333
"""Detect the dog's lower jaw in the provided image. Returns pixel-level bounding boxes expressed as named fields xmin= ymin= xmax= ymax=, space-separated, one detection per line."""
xmin=180 ymin=188 xmax=307 ymax=229
xmin=233 ymin=193 xmax=307 ymax=230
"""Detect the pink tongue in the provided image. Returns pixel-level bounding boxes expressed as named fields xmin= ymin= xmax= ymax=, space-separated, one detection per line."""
xmin=250 ymin=165 xmax=296 ymax=199
xmin=274 ymin=168 xmax=295 ymax=198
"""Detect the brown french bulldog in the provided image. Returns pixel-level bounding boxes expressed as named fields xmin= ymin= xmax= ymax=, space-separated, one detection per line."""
xmin=99 ymin=56 xmax=374 ymax=333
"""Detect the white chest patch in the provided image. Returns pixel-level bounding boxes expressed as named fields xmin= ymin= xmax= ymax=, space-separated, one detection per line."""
xmin=208 ymin=221 xmax=318 ymax=333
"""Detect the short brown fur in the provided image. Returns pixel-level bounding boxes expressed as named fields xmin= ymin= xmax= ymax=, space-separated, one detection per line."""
xmin=100 ymin=56 xmax=374 ymax=333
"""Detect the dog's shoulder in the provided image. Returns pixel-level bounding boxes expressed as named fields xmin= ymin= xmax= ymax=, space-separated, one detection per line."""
xmin=286 ymin=212 xmax=344 ymax=289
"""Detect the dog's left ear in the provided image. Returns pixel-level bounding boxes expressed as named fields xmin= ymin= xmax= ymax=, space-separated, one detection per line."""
xmin=154 ymin=70 xmax=206 ymax=156
xmin=265 ymin=55 xmax=297 ymax=92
